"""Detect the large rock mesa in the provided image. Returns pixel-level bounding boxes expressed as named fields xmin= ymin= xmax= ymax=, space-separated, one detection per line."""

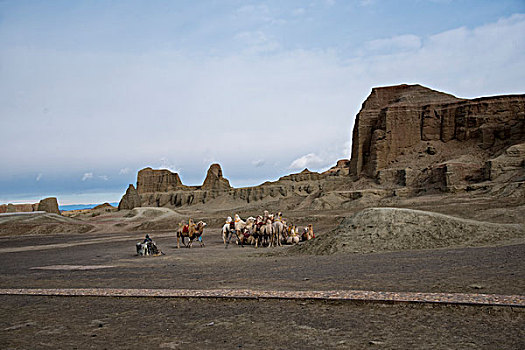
xmin=349 ymin=84 xmax=525 ymax=179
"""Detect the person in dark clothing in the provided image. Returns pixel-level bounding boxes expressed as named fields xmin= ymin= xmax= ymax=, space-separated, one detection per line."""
xmin=143 ymin=234 xmax=153 ymax=244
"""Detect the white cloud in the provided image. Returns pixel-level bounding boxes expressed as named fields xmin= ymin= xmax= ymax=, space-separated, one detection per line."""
xmin=235 ymin=30 xmax=280 ymax=53
xmin=119 ymin=167 xmax=130 ymax=175
xmin=236 ymin=4 xmax=270 ymax=16
xmin=360 ymin=0 xmax=375 ymax=6
xmin=353 ymin=13 xmax=525 ymax=96
xmin=36 ymin=173 xmax=42 ymax=181
xmin=98 ymin=175 xmax=109 ymax=181
xmin=252 ymin=159 xmax=265 ymax=168
xmin=235 ymin=4 xmax=275 ymax=23
xmin=1 ymin=13 xmax=524 ymax=192
xmin=159 ymin=157 xmax=180 ymax=173
xmin=292 ymin=8 xmax=306 ymax=16
xmin=289 ymin=153 xmax=325 ymax=170
xmin=364 ymin=34 xmax=422 ymax=54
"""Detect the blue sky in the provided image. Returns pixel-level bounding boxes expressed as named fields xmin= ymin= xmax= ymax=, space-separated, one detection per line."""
xmin=1 ymin=0 xmax=524 ymax=204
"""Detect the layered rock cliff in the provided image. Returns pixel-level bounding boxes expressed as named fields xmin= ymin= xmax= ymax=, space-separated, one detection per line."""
xmin=349 ymin=84 xmax=524 ymax=181
xmin=137 ymin=167 xmax=186 ymax=192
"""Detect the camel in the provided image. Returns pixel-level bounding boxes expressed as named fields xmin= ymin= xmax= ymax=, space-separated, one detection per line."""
xmin=301 ymin=224 xmax=315 ymax=241
xmin=286 ymin=225 xmax=300 ymax=245
xmin=226 ymin=214 xmax=255 ymax=247
xmin=254 ymin=216 xmax=272 ymax=248
xmin=188 ymin=221 xmax=207 ymax=248
xmin=222 ymin=216 xmax=235 ymax=245
xmin=177 ymin=220 xmax=194 ymax=248
xmin=272 ymin=219 xmax=286 ymax=247
xmin=252 ymin=216 xmax=264 ymax=247
xmin=242 ymin=217 xmax=256 ymax=245
xmin=177 ymin=220 xmax=207 ymax=248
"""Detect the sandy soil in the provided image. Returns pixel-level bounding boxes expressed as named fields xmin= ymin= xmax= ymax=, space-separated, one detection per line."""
xmin=1 ymin=192 xmax=524 ymax=349
xmin=1 ymin=225 xmax=525 ymax=349
xmin=2 ymin=296 xmax=524 ymax=350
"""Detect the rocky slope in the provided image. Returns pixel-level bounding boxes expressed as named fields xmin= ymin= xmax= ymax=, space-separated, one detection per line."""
xmin=0 ymin=212 xmax=92 ymax=236
xmin=289 ymin=207 xmax=525 ymax=255
xmin=118 ymin=84 xmax=524 ymax=211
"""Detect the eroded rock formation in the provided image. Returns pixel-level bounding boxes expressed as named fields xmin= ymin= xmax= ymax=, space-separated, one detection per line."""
xmin=323 ymin=159 xmax=351 ymax=176
xmin=118 ymin=184 xmax=142 ymax=210
xmin=201 ymin=163 xmax=231 ymax=190
xmin=485 ymin=143 xmax=525 ymax=181
xmin=119 ymin=84 xmax=524 ymax=210
xmin=348 ymin=84 xmax=525 ymax=195
xmin=137 ymin=167 xmax=185 ymax=193
xmin=1 ymin=200 xmax=56 ymax=214
xmin=37 ymin=197 xmax=61 ymax=215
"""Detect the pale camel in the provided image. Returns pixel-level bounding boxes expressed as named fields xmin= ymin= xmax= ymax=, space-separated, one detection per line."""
xmin=286 ymin=225 xmax=300 ymax=245
xmin=272 ymin=220 xmax=285 ymax=247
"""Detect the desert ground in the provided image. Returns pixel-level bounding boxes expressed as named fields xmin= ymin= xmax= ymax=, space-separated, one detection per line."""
xmin=0 ymin=192 xmax=524 ymax=349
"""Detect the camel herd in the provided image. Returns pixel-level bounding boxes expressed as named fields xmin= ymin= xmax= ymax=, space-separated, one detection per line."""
xmin=222 ymin=211 xmax=315 ymax=248
xmin=136 ymin=211 xmax=314 ymax=255
xmin=171 ymin=211 xmax=315 ymax=250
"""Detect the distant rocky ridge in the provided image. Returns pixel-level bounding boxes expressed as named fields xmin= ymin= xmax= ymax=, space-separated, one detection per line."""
xmin=124 ymin=162 xmax=350 ymax=210
xmin=119 ymin=84 xmax=524 ymax=211
xmin=0 ymin=197 xmax=61 ymax=215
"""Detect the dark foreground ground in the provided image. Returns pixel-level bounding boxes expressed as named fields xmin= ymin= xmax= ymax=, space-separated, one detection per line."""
xmin=0 ymin=229 xmax=524 ymax=349
xmin=2 ymin=296 xmax=524 ymax=350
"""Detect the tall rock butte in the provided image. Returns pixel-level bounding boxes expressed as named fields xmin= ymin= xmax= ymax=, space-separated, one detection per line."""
xmin=201 ymin=163 xmax=231 ymax=190
xmin=37 ymin=197 xmax=61 ymax=215
xmin=137 ymin=167 xmax=184 ymax=193
xmin=349 ymin=84 xmax=525 ymax=179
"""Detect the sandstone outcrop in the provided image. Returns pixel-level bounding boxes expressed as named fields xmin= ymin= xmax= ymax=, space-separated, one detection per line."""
xmin=1 ymin=201 xmax=57 ymax=214
xmin=118 ymin=184 xmax=142 ymax=210
xmin=0 ymin=203 xmax=36 ymax=214
xmin=349 ymin=84 xmax=525 ymax=181
xmin=137 ymin=167 xmax=185 ymax=193
xmin=323 ymin=159 xmax=351 ymax=176
xmin=201 ymin=163 xmax=231 ymax=190
xmin=484 ymin=143 xmax=525 ymax=181
xmin=6 ymin=204 xmax=16 ymax=213
xmin=119 ymin=84 xmax=524 ymax=210
xmin=128 ymin=161 xmax=337 ymax=209
xmin=37 ymin=197 xmax=61 ymax=215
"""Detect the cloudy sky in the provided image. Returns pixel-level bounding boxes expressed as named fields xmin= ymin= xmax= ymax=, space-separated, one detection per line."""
xmin=1 ymin=0 xmax=524 ymax=204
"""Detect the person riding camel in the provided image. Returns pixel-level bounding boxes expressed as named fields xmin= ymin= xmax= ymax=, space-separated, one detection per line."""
xmin=226 ymin=216 xmax=235 ymax=231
